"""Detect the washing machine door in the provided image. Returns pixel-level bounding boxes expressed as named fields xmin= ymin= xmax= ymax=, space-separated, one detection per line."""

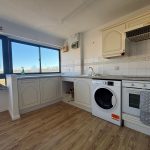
xmin=94 ymin=88 xmax=117 ymax=110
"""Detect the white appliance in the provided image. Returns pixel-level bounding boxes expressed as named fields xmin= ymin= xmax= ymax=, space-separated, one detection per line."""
xmin=122 ymin=80 xmax=150 ymax=135
xmin=91 ymin=80 xmax=122 ymax=126
xmin=122 ymin=80 xmax=150 ymax=117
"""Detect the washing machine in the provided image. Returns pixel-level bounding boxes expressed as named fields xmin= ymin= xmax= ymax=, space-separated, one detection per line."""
xmin=91 ymin=79 xmax=122 ymax=126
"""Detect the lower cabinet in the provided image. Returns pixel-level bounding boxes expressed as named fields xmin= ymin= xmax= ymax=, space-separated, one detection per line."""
xmin=74 ymin=78 xmax=91 ymax=107
xmin=40 ymin=77 xmax=60 ymax=103
xmin=18 ymin=79 xmax=41 ymax=109
xmin=18 ymin=77 xmax=61 ymax=110
xmin=18 ymin=77 xmax=91 ymax=112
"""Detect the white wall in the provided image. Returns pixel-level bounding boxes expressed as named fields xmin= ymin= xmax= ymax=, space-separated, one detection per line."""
xmin=0 ymin=18 xmax=64 ymax=48
xmin=61 ymin=34 xmax=82 ymax=75
xmin=0 ymin=90 xmax=8 ymax=112
xmin=83 ymin=30 xmax=102 ymax=59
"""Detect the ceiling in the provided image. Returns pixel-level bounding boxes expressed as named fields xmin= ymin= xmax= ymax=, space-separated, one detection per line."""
xmin=0 ymin=0 xmax=150 ymax=39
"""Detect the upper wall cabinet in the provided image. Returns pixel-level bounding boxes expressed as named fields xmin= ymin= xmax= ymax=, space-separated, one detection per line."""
xmin=102 ymin=24 xmax=126 ymax=58
xmin=126 ymin=13 xmax=150 ymax=31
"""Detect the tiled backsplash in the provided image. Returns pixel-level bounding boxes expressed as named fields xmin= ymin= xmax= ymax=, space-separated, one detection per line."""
xmin=61 ymin=33 xmax=82 ymax=75
xmin=84 ymin=39 xmax=150 ymax=77
xmin=61 ymin=62 xmax=81 ymax=74
xmin=61 ymin=39 xmax=150 ymax=77
xmin=61 ymin=48 xmax=81 ymax=75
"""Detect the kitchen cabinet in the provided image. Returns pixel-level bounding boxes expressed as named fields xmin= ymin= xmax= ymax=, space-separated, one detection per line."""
xmin=40 ymin=77 xmax=61 ymax=103
xmin=102 ymin=24 xmax=126 ymax=58
xmin=18 ymin=77 xmax=61 ymax=111
xmin=74 ymin=78 xmax=91 ymax=107
xmin=18 ymin=79 xmax=40 ymax=109
xmin=126 ymin=13 xmax=150 ymax=31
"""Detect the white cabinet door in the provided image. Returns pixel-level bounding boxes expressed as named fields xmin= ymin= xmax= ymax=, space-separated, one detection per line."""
xmin=74 ymin=78 xmax=91 ymax=107
xmin=126 ymin=13 xmax=150 ymax=30
xmin=40 ymin=77 xmax=60 ymax=103
xmin=102 ymin=24 xmax=126 ymax=58
xmin=18 ymin=79 xmax=40 ymax=109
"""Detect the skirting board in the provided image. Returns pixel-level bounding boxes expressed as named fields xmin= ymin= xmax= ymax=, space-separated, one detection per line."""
xmin=0 ymin=108 xmax=8 ymax=113
xmin=20 ymin=98 xmax=62 ymax=114
xmin=122 ymin=113 xmax=150 ymax=136
xmin=63 ymin=100 xmax=91 ymax=112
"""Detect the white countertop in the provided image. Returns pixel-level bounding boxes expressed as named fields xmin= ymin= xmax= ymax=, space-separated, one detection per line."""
xmin=6 ymin=74 xmax=150 ymax=81
xmin=62 ymin=74 xmax=150 ymax=81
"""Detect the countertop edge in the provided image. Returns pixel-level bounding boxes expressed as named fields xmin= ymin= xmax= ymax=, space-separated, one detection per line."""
xmin=6 ymin=74 xmax=150 ymax=81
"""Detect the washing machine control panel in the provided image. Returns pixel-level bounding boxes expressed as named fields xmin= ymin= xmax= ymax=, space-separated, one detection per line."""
xmin=103 ymin=81 xmax=114 ymax=86
xmin=93 ymin=80 xmax=121 ymax=87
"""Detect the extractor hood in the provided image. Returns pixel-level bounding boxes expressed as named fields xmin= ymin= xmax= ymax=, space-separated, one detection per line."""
xmin=126 ymin=25 xmax=150 ymax=42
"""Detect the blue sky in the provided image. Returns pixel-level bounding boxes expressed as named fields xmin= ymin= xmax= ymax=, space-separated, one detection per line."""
xmin=41 ymin=47 xmax=59 ymax=67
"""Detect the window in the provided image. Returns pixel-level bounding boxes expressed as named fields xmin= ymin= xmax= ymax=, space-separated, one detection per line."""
xmin=0 ymin=36 xmax=60 ymax=77
xmin=41 ymin=47 xmax=60 ymax=72
xmin=11 ymin=40 xmax=60 ymax=74
xmin=12 ymin=42 xmax=40 ymax=73
xmin=0 ymin=39 xmax=4 ymax=74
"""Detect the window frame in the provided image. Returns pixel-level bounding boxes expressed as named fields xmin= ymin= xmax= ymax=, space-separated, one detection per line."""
xmin=0 ymin=35 xmax=12 ymax=78
xmin=0 ymin=36 xmax=4 ymax=77
xmin=10 ymin=39 xmax=61 ymax=75
xmin=0 ymin=35 xmax=61 ymax=79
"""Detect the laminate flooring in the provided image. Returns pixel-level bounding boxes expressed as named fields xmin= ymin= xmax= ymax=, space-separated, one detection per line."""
xmin=0 ymin=102 xmax=149 ymax=150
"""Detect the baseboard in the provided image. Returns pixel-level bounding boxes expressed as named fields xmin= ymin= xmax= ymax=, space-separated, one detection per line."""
xmin=63 ymin=100 xmax=91 ymax=112
xmin=0 ymin=108 xmax=8 ymax=113
xmin=122 ymin=113 xmax=150 ymax=136
xmin=20 ymin=98 xmax=62 ymax=114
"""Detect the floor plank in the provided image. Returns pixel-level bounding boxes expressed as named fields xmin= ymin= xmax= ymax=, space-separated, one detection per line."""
xmin=0 ymin=102 xmax=149 ymax=150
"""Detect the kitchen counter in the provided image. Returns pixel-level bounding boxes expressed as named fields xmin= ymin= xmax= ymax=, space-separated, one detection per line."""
xmin=7 ymin=74 xmax=61 ymax=79
xmin=6 ymin=74 xmax=150 ymax=81
xmin=62 ymin=74 xmax=150 ymax=81
xmin=92 ymin=75 xmax=150 ymax=81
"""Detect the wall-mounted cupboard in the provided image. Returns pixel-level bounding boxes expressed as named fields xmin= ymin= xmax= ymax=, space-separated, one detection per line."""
xmin=126 ymin=13 xmax=150 ymax=31
xmin=102 ymin=12 xmax=150 ymax=58
xmin=102 ymin=24 xmax=126 ymax=58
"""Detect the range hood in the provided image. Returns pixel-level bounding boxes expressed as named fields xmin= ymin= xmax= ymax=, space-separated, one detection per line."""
xmin=126 ymin=25 xmax=150 ymax=42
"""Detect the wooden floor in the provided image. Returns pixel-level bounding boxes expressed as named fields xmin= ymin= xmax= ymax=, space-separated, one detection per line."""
xmin=0 ymin=102 xmax=149 ymax=150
